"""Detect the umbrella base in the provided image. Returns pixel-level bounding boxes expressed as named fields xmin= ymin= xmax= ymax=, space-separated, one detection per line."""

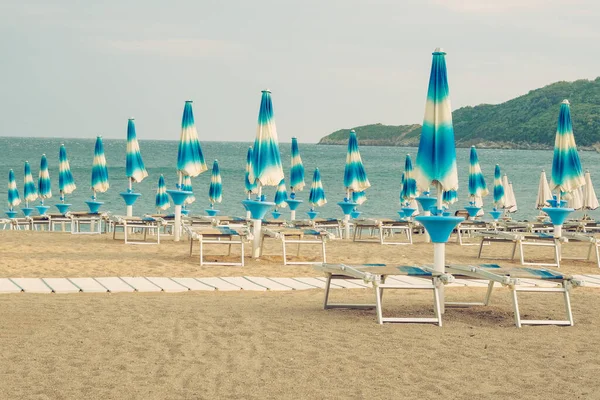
xmin=242 ymin=200 xmax=274 ymax=220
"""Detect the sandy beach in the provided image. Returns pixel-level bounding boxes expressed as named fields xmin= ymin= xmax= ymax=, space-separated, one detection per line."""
xmin=1 ymin=230 xmax=599 ymax=399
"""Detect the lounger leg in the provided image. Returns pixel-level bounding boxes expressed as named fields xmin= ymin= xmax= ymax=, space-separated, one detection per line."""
xmin=323 ymin=274 xmax=332 ymax=309
xmin=241 ymin=241 xmax=245 ymax=266
xmin=199 ymin=235 xmax=204 ymax=266
xmin=375 ymin=284 xmax=384 ymax=325
xmin=282 ymin=238 xmax=288 ymax=266
xmin=190 ymin=238 xmax=194 ymax=256
xmin=408 ymin=228 xmax=413 ymax=245
xmin=433 ymin=279 xmax=442 ymax=327
xmin=322 ymin=240 xmax=326 ymax=263
xmin=586 ymin=243 xmax=593 ymax=261
xmin=595 ymin=244 xmax=600 ymax=268
xmin=484 ymin=281 xmax=494 ymax=305
xmin=563 ymin=282 xmax=574 ymax=326
xmin=478 ymin=240 xmax=485 ymax=258
xmin=511 ymin=287 xmax=522 ymax=328
xmin=124 ymin=224 xmax=129 ymax=244
xmin=518 ymin=241 xmax=524 ymax=265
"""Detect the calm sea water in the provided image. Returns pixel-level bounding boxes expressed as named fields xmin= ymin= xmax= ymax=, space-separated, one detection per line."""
xmin=1 ymin=137 xmax=599 ymax=221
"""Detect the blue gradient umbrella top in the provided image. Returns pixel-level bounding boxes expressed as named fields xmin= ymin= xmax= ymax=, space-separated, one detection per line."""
xmin=155 ymin=175 xmax=170 ymax=211
xmin=91 ymin=136 xmax=109 ymax=194
xmin=38 ymin=154 xmax=52 ymax=199
xmin=59 ymin=144 xmax=76 ymax=195
xmin=126 ymin=118 xmax=149 ymax=183
xmin=309 ymin=168 xmax=327 ymax=208
xmin=550 ymin=100 xmax=585 ymax=194
xmin=208 ymin=160 xmax=222 ymax=205
xmin=442 ymin=189 xmax=458 ymax=206
xmin=493 ymin=164 xmax=505 ymax=208
xmin=7 ymin=169 xmax=21 ymax=208
xmin=343 ymin=130 xmax=370 ymax=192
xmin=177 ymin=101 xmax=207 ymax=178
xmin=290 ymin=137 xmax=305 ymax=192
xmin=244 ymin=147 xmax=258 ymax=195
xmin=468 ymin=146 xmax=488 ymax=199
xmin=400 ymin=154 xmax=417 ymax=203
xmin=182 ymin=175 xmax=195 ymax=204
xmin=249 ymin=90 xmax=284 ymax=187
xmin=414 ymin=48 xmax=459 ymax=193
xmin=23 ymin=161 xmax=38 ymax=203
xmin=274 ymin=179 xmax=288 ymax=208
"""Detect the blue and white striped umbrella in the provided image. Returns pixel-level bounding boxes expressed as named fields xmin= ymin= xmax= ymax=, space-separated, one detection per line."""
xmin=208 ymin=160 xmax=222 ymax=205
xmin=249 ymin=90 xmax=284 ymax=188
xmin=352 ymin=190 xmax=366 ymax=205
xmin=126 ymin=118 xmax=148 ymax=184
xmin=23 ymin=161 xmax=38 ymax=204
xmin=493 ymin=164 xmax=505 ymax=209
xmin=58 ymin=144 xmax=76 ymax=199
xmin=290 ymin=137 xmax=305 ymax=193
xmin=182 ymin=175 xmax=195 ymax=204
xmin=400 ymin=154 xmax=417 ymax=204
xmin=468 ymin=146 xmax=488 ymax=200
xmin=244 ymin=147 xmax=258 ymax=196
xmin=91 ymin=136 xmax=109 ymax=195
xmin=38 ymin=154 xmax=52 ymax=200
xmin=309 ymin=168 xmax=327 ymax=208
xmin=442 ymin=189 xmax=458 ymax=205
xmin=344 ymin=130 xmax=370 ymax=196
xmin=155 ymin=174 xmax=170 ymax=211
xmin=550 ymin=100 xmax=584 ymax=196
xmin=274 ymin=179 xmax=288 ymax=208
xmin=177 ymin=101 xmax=207 ymax=181
xmin=414 ymin=48 xmax=459 ymax=202
xmin=7 ymin=169 xmax=21 ymax=209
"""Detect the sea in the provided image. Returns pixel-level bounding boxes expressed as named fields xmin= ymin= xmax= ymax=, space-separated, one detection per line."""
xmin=1 ymin=137 xmax=599 ymax=221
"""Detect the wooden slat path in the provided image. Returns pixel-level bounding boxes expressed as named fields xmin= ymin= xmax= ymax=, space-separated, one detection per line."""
xmin=120 ymin=277 xmax=162 ymax=292
xmin=94 ymin=277 xmax=135 ymax=293
xmin=42 ymin=278 xmax=81 ymax=293
xmin=10 ymin=278 xmax=52 ymax=293
xmin=196 ymin=277 xmax=241 ymax=291
xmin=170 ymin=277 xmax=215 ymax=291
xmin=0 ymin=278 xmax=23 ymax=293
xmin=146 ymin=277 xmax=189 ymax=292
xmin=68 ymin=278 xmax=108 ymax=293
xmin=221 ymin=277 xmax=267 ymax=291
xmin=244 ymin=277 xmax=293 ymax=291
xmin=268 ymin=277 xmax=318 ymax=290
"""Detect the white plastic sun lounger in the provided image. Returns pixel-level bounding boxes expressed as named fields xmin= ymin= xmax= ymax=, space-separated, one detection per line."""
xmin=67 ymin=211 xmax=106 ymax=234
xmin=315 ymin=263 xmax=454 ymax=326
xmin=261 ymin=227 xmax=332 ymax=265
xmin=352 ymin=218 xmax=413 ymax=245
xmin=185 ymin=225 xmax=250 ymax=266
xmin=111 ymin=215 xmax=164 ymax=245
xmin=476 ymin=230 xmax=565 ymax=267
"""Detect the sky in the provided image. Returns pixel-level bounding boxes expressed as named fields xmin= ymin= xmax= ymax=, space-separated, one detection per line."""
xmin=1 ymin=0 xmax=599 ymax=143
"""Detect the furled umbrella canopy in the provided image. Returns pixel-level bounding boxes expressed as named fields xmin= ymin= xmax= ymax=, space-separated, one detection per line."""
xmin=290 ymin=137 xmax=305 ymax=193
xmin=567 ymin=187 xmax=583 ymax=210
xmin=91 ymin=136 xmax=109 ymax=195
xmin=536 ymin=170 xmax=553 ymax=209
xmin=344 ymin=130 xmax=371 ymax=197
xmin=249 ymin=90 xmax=284 ymax=188
xmin=177 ymin=101 xmax=207 ymax=180
xmin=583 ymin=171 xmax=599 ymax=211
xmin=58 ymin=144 xmax=76 ymax=198
xmin=7 ymin=169 xmax=21 ymax=209
xmin=468 ymin=146 xmax=488 ymax=201
xmin=274 ymin=179 xmax=288 ymax=208
xmin=38 ymin=154 xmax=52 ymax=200
xmin=244 ymin=147 xmax=258 ymax=197
xmin=352 ymin=190 xmax=366 ymax=205
xmin=23 ymin=161 xmax=38 ymax=204
xmin=442 ymin=189 xmax=458 ymax=206
xmin=155 ymin=175 xmax=170 ymax=211
xmin=493 ymin=165 xmax=505 ymax=209
xmin=126 ymin=118 xmax=148 ymax=184
xmin=502 ymin=175 xmax=517 ymax=213
xmin=414 ymin=48 xmax=459 ymax=201
xmin=182 ymin=175 xmax=195 ymax=204
xmin=208 ymin=160 xmax=222 ymax=205
xmin=400 ymin=154 xmax=417 ymax=204
xmin=309 ymin=168 xmax=327 ymax=208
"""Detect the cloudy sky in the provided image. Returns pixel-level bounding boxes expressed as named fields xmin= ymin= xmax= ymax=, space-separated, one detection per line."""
xmin=1 ymin=0 xmax=599 ymax=142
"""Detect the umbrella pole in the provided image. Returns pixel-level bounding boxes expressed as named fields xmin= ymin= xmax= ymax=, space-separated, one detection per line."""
xmin=555 ymin=191 xmax=562 ymax=238
xmin=344 ymin=189 xmax=352 ymax=239
xmin=252 ymin=186 xmax=263 ymax=258
xmin=435 ymin=182 xmax=445 ymax=313
xmin=126 ymin=178 xmax=133 ymax=217
xmin=174 ymin=173 xmax=183 ymax=242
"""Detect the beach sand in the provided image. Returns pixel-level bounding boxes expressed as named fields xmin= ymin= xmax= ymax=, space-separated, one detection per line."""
xmin=1 ymin=230 xmax=599 ymax=399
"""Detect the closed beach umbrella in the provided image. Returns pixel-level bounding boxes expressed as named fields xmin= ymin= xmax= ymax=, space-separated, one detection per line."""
xmin=290 ymin=137 xmax=305 ymax=193
xmin=38 ymin=154 xmax=52 ymax=201
xmin=493 ymin=165 xmax=505 ymax=209
xmin=249 ymin=90 xmax=284 ymax=188
xmin=58 ymin=144 xmax=76 ymax=201
xmin=502 ymin=175 xmax=517 ymax=213
xmin=442 ymin=189 xmax=458 ymax=206
xmin=309 ymin=168 xmax=327 ymax=208
xmin=126 ymin=118 xmax=148 ymax=185
xmin=23 ymin=161 xmax=38 ymax=206
xmin=344 ymin=130 xmax=370 ymax=199
xmin=244 ymin=147 xmax=258 ymax=197
xmin=7 ymin=169 xmax=21 ymax=209
xmin=208 ymin=160 xmax=222 ymax=205
xmin=177 ymin=101 xmax=207 ymax=182
xmin=155 ymin=175 xmax=170 ymax=211
xmin=274 ymin=179 xmax=288 ymax=208
xmin=414 ymin=48 xmax=459 ymax=205
xmin=536 ymin=170 xmax=553 ymax=209
xmin=468 ymin=146 xmax=488 ymax=201
xmin=400 ymin=154 xmax=417 ymax=204
xmin=182 ymin=175 xmax=195 ymax=204
xmin=91 ymin=136 xmax=109 ymax=198
xmin=567 ymin=187 xmax=583 ymax=210
xmin=583 ymin=171 xmax=599 ymax=211
xmin=549 ymin=100 xmax=584 ymax=198
xmin=352 ymin=190 xmax=366 ymax=205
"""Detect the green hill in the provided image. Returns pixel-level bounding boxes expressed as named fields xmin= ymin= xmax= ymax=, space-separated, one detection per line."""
xmin=318 ymin=78 xmax=600 ymax=150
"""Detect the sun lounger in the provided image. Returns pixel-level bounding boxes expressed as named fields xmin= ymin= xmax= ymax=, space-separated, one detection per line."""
xmin=476 ymin=230 xmax=565 ymax=267
xmin=111 ymin=215 xmax=164 ymax=245
xmin=445 ymin=264 xmax=583 ymax=327
xmin=352 ymin=218 xmax=413 ymax=245
xmin=29 ymin=215 xmax=51 ymax=231
xmin=185 ymin=225 xmax=250 ymax=266
xmin=315 ymin=263 xmax=454 ymax=325
xmin=67 ymin=211 xmax=106 ymax=234
xmin=48 ymin=213 xmax=73 ymax=232
xmin=455 ymin=220 xmax=489 ymax=245
xmin=261 ymin=227 xmax=332 ymax=265
xmin=561 ymin=232 xmax=600 ymax=268
xmin=0 ymin=218 xmax=11 ymax=230
xmin=8 ymin=217 xmax=31 ymax=230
